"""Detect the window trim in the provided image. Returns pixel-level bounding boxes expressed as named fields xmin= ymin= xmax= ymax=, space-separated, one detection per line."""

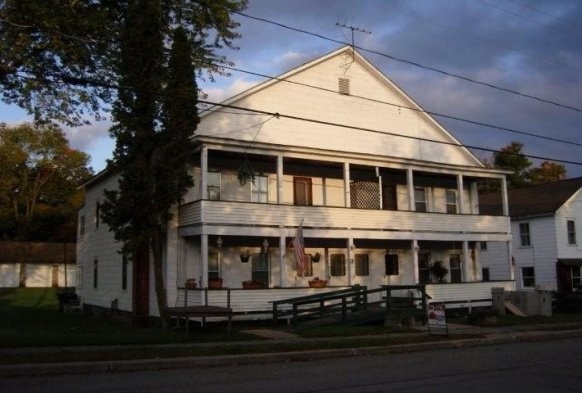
xmin=445 ymin=189 xmax=457 ymax=214
xmin=519 ymin=222 xmax=531 ymax=247
xmin=414 ymin=187 xmax=427 ymax=213
xmin=252 ymin=175 xmax=269 ymax=203
xmin=207 ymin=171 xmax=221 ymax=201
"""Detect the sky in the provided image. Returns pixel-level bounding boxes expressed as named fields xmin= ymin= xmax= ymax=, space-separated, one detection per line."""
xmin=2 ymin=0 xmax=582 ymax=176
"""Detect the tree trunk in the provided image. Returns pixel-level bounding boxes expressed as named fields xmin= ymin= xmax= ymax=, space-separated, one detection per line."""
xmin=151 ymin=227 xmax=170 ymax=330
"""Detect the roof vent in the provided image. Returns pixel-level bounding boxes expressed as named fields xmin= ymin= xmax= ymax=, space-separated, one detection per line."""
xmin=338 ymin=78 xmax=350 ymax=95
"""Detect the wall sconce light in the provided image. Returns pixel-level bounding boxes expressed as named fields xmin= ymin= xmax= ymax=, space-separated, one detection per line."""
xmin=263 ymin=238 xmax=269 ymax=252
xmin=216 ymin=236 xmax=223 ymax=249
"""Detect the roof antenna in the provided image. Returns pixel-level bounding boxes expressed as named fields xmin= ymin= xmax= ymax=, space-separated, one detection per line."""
xmin=336 ymin=22 xmax=371 ymax=62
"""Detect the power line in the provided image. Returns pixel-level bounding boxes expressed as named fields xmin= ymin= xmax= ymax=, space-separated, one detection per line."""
xmin=234 ymin=11 xmax=582 ymax=115
xmin=216 ymin=64 xmax=582 ymax=148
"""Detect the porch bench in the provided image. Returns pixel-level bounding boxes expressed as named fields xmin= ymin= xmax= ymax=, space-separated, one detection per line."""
xmin=167 ymin=305 xmax=233 ymax=335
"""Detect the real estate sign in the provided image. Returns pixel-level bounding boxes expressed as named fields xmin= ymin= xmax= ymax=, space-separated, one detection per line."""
xmin=427 ymin=303 xmax=447 ymax=335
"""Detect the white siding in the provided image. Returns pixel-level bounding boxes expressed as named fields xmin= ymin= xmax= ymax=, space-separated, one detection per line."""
xmin=556 ymin=190 xmax=582 ymax=259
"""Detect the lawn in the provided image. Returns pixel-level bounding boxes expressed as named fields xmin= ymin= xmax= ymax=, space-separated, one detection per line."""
xmin=0 ymin=288 xmax=255 ymax=348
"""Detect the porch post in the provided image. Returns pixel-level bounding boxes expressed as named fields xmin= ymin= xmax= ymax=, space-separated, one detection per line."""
xmin=457 ymin=174 xmax=464 ymax=214
xmin=201 ymin=145 xmax=208 ymax=200
xmin=407 ymin=168 xmax=415 ymax=211
xmin=347 ymin=238 xmax=354 ymax=286
xmin=201 ymin=234 xmax=208 ymax=288
xmin=279 ymin=235 xmax=286 ymax=287
xmin=501 ymin=176 xmax=509 ymax=216
xmin=462 ymin=241 xmax=471 ymax=282
xmin=343 ymin=162 xmax=351 ymax=208
xmin=412 ymin=239 xmax=419 ymax=284
xmin=470 ymin=182 xmax=479 ymax=214
xmin=277 ymin=154 xmax=283 ymax=204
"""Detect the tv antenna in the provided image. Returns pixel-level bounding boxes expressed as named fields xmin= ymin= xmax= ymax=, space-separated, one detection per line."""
xmin=336 ymin=22 xmax=371 ymax=61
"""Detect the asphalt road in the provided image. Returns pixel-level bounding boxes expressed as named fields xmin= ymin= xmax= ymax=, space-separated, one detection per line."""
xmin=2 ymin=338 xmax=581 ymax=393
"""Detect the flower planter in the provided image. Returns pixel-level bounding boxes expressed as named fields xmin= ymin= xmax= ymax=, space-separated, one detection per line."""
xmin=185 ymin=279 xmax=197 ymax=289
xmin=208 ymin=279 xmax=223 ymax=289
xmin=308 ymin=280 xmax=327 ymax=288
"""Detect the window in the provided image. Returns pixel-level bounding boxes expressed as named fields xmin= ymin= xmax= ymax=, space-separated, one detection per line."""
xmin=293 ymin=177 xmax=312 ymax=206
xmin=480 ymin=241 xmax=487 ymax=251
xmin=79 ymin=215 xmax=85 ymax=238
xmin=121 ymin=256 xmax=128 ymax=291
xmin=297 ymin=254 xmax=313 ymax=277
xmin=418 ymin=252 xmax=431 ymax=283
xmin=93 ymin=259 xmax=98 ymax=289
xmin=482 ymin=268 xmax=490 ymax=282
xmin=567 ymin=220 xmax=577 ymax=245
xmin=330 ymin=254 xmax=346 ymax=276
xmin=519 ymin=223 xmax=531 ymax=247
xmin=414 ymin=187 xmax=427 ymax=212
xmin=338 ymin=77 xmax=350 ymax=95
xmin=252 ymin=252 xmax=270 ymax=287
xmin=572 ymin=267 xmax=581 ymax=291
xmin=355 ymin=254 xmax=369 ymax=276
xmin=208 ymin=252 xmax=220 ymax=280
xmin=385 ymin=254 xmax=399 ymax=276
xmin=251 ymin=175 xmax=268 ymax=203
xmin=95 ymin=201 xmax=100 ymax=228
xmin=522 ymin=267 xmax=535 ymax=288
xmin=449 ymin=254 xmax=462 ymax=283
xmin=445 ymin=190 xmax=457 ymax=214
xmin=207 ymin=171 xmax=221 ymax=201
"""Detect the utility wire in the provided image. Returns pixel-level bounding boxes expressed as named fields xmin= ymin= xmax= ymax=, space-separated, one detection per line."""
xmin=234 ymin=11 xmax=582 ymax=114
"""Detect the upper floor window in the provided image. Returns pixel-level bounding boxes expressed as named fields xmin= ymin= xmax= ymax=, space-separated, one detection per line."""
xmin=480 ymin=241 xmax=487 ymax=251
xmin=207 ymin=172 xmax=221 ymax=200
xmin=519 ymin=223 xmax=531 ymax=247
xmin=445 ymin=190 xmax=457 ymax=214
xmin=567 ymin=220 xmax=576 ymax=245
xmin=252 ymin=175 xmax=268 ymax=203
xmin=293 ymin=177 xmax=313 ymax=206
xmin=414 ymin=187 xmax=427 ymax=212
xmin=79 ymin=215 xmax=85 ymax=238
xmin=355 ymin=254 xmax=369 ymax=276
xmin=95 ymin=201 xmax=100 ymax=228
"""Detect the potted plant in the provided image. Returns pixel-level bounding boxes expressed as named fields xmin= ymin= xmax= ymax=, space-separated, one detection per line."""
xmin=240 ymin=250 xmax=251 ymax=262
xmin=308 ymin=277 xmax=328 ymax=288
xmin=311 ymin=252 xmax=321 ymax=262
xmin=208 ymin=277 xmax=223 ymax=289
xmin=242 ymin=279 xmax=264 ymax=289
xmin=185 ymin=278 xmax=197 ymax=289
xmin=430 ymin=261 xmax=448 ymax=283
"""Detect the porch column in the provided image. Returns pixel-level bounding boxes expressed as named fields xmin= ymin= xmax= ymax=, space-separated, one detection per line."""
xmin=462 ymin=241 xmax=471 ymax=282
xmin=343 ymin=162 xmax=351 ymax=208
xmin=347 ymin=238 xmax=354 ymax=286
xmin=201 ymin=145 xmax=208 ymax=200
xmin=470 ymin=182 xmax=479 ymax=214
xmin=457 ymin=174 xmax=464 ymax=214
xmin=407 ymin=168 xmax=415 ymax=211
xmin=279 ymin=235 xmax=286 ymax=287
xmin=277 ymin=154 xmax=283 ymax=204
xmin=501 ymin=176 xmax=509 ymax=216
xmin=201 ymin=234 xmax=208 ymax=288
xmin=412 ymin=240 xmax=419 ymax=284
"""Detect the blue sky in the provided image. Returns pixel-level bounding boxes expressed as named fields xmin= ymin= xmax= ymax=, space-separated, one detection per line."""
xmin=2 ymin=0 xmax=582 ymax=176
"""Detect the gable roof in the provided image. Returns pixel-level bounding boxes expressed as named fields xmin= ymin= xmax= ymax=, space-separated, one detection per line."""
xmin=198 ymin=45 xmax=486 ymax=169
xmin=480 ymin=177 xmax=582 ymax=218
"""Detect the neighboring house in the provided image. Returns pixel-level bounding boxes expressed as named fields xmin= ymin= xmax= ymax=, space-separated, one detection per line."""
xmin=480 ymin=178 xmax=582 ymax=292
xmin=77 ymin=46 xmax=513 ymax=318
xmin=0 ymin=242 xmax=77 ymax=288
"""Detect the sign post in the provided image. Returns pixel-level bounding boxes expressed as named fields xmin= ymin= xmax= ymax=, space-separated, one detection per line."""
xmin=427 ymin=303 xmax=448 ymax=336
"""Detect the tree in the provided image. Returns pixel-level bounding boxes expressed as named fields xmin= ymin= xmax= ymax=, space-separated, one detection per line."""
xmin=0 ymin=123 xmax=92 ymax=240
xmin=493 ymin=141 xmax=532 ymax=189
xmin=528 ymin=161 xmax=567 ymax=185
xmin=99 ymin=0 xmax=245 ymax=328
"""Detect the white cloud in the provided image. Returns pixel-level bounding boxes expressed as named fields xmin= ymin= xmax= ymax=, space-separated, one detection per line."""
xmin=203 ymin=78 xmax=260 ymax=103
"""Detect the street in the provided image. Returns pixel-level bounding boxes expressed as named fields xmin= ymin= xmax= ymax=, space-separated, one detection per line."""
xmin=2 ymin=338 xmax=581 ymax=393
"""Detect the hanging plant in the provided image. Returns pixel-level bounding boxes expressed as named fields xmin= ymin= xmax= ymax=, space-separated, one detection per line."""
xmin=237 ymin=158 xmax=256 ymax=185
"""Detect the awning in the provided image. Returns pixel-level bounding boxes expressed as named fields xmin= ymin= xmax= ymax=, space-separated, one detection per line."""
xmin=557 ymin=259 xmax=582 ymax=267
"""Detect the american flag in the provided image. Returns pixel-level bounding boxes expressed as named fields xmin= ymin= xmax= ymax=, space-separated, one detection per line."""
xmin=292 ymin=223 xmax=306 ymax=273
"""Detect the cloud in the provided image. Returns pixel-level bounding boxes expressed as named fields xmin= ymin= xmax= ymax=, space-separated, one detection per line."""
xmin=203 ymin=78 xmax=260 ymax=103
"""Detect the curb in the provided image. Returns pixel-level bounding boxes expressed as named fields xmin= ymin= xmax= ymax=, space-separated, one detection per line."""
xmin=1 ymin=329 xmax=581 ymax=378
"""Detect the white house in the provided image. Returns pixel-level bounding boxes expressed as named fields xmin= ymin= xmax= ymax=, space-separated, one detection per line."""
xmin=481 ymin=177 xmax=582 ymax=292
xmin=77 ymin=46 xmax=513 ymax=319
